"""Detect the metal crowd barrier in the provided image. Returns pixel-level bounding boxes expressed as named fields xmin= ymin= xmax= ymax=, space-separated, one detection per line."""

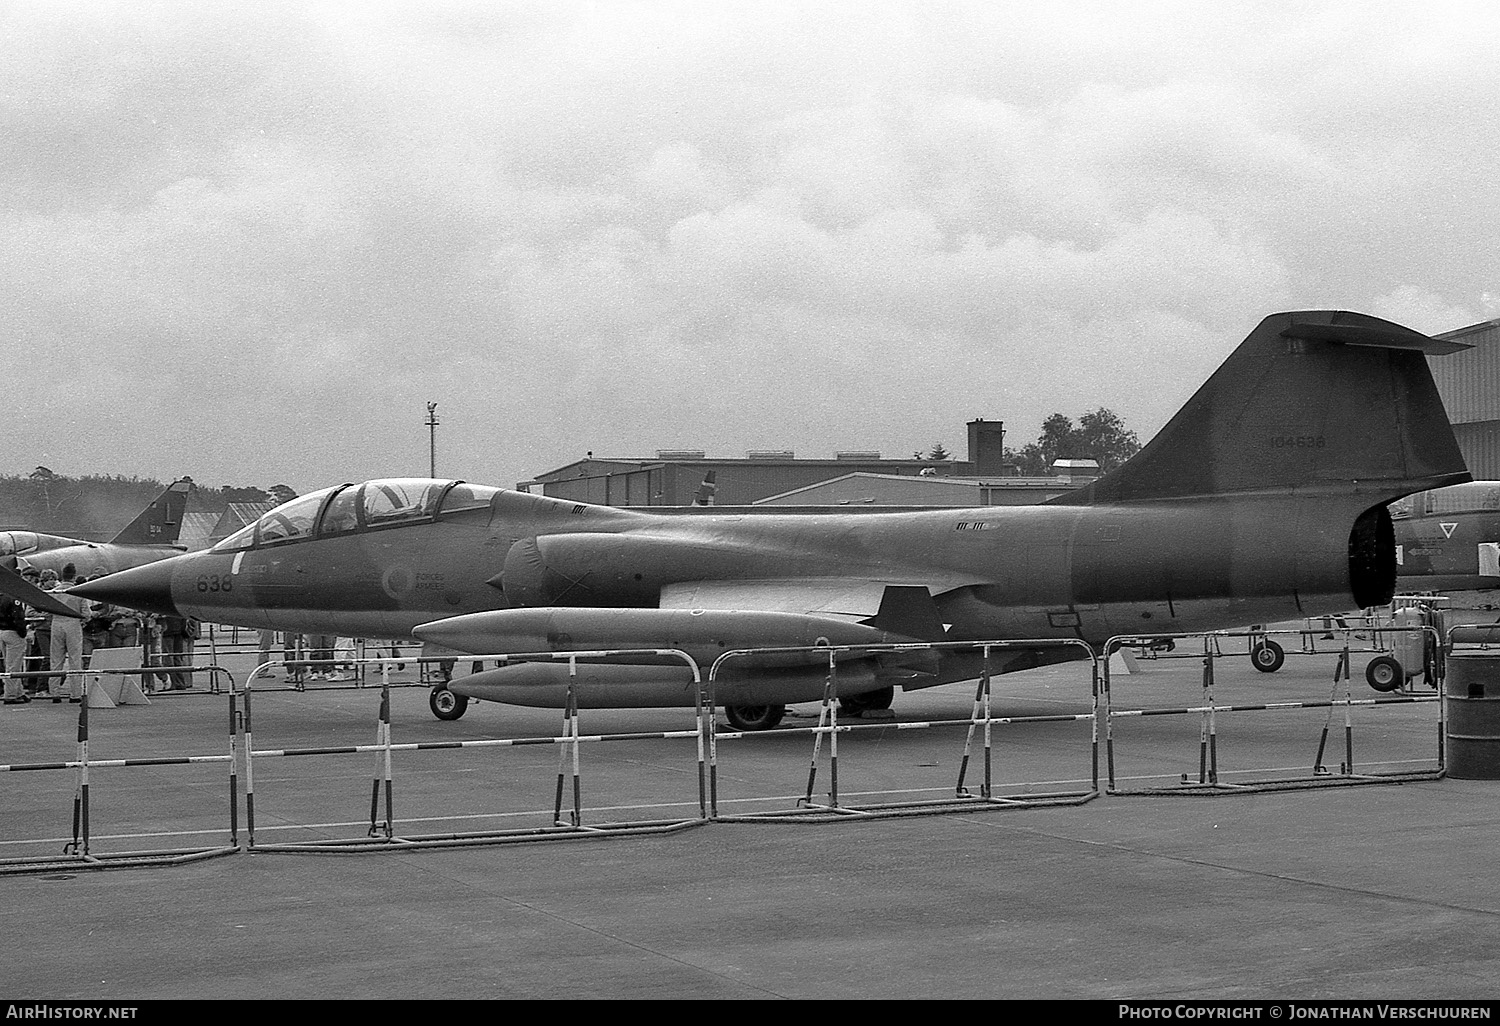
xmin=704 ymin=638 xmax=1101 ymax=822
xmin=0 ymin=662 xmax=241 ymax=875
xmin=239 ymin=651 xmax=712 ymax=853
xmin=0 ymin=624 xmax=1464 ymax=871
xmin=1101 ymin=628 xmax=1445 ymax=796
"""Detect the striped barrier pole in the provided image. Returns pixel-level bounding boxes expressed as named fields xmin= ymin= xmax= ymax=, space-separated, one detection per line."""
xmin=1437 ymin=650 xmax=1446 ymax=770
xmin=828 ymin=653 xmax=841 ymax=809
xmin=693 ymin=674 xmax=708 ymax=819
xmin=367 ymin=684 xmax=392 ymax=839
xmin=552 ymin=662 xmax=582 ymax=827
xmin=1205 ymin=639 xmax=1219 ymax=785
xmin=382 ymin=667 xmax=394 ymax=836
xmin=228 ymin=685 xmax=239 ymax=848
xmin=1312 ymin=647 xmax=1350 ymax=775
xmin=1196 ymin=641 xmax=1209 ymax=783
xmin=801 ymin=654 xmax=835 ymax=807
xmin=1341 ymin=648 xmax=1355 ymax=774
xmin=1104 ymin=643 xmax=1119 ymax=790
xmin=706 ymin=675 xmax=720 ymax=819
xmin=954 ymin=649 xmax=993 ymax=798
xmin=64 ymin=695 xmax=89 ymax=855
xmin=1090 ymin=655 xmax=1101 ymax=792
xmin=568 ymin=676 xmax=582 ymax=827
xmin=244 ymin=679 xmax=256 ymax=847
xmin=982 ymin=647 xmax=995 ymax=799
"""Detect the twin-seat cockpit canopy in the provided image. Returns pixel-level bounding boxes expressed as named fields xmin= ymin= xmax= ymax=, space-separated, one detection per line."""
xmin=1389 ymin=482 xmax=1500 ymax=520
xmin=212 ymin=479 xmax=498 ymax=553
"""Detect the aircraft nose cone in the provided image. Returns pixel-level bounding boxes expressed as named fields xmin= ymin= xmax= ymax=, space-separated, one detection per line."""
xmin=71 ymin=559 xmax=182 ymax=618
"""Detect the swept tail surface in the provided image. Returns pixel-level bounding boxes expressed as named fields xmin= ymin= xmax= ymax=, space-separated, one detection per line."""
xmin=1050 ymin=311 xmax=1470 ymax=506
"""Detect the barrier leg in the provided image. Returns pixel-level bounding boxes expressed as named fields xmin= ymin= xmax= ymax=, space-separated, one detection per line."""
xmin=1205 ymin=643 xmax=1219 ymax=786
xmin=80 ymin=694 xmax=90 ymax=854
xmin=827 ymin=658 xmax=840 ymax=809
xmin=367 ymin=688 xmax=387 ymax=838
xmin=244 ymin=684 xmax=256 ymax=848
xmin=955 ymin=652 xmax=992 ymax=798
xmin=1342 ymin=656 xmax=1355 ymax=776
xmin=552 ymin=672 xmax=581 ymax=828
xmin=801 ymin=655 xmax=837 ymax=807
xmin=382 ymin=684 xmax=394 ymax=837
xmin=1104 ymin=649 xmax=1118 ymax=791
xmin=707 ymin=678 xmax=720 ymax=819
xmin=694 ymin=678 xmax=707 ymax=819
xmin=1312 ymin=647 xmax=1350 ymax=775
xmin=228 ymin=688 xmax=239 ymax=849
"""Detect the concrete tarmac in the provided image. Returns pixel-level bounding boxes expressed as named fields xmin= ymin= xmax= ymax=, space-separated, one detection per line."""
xmin=2 ymin=637 xmax=1497 ymax=1001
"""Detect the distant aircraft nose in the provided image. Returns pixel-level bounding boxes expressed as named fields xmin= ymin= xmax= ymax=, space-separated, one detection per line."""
xmin=71 ymin=558 xmax=182 ymax=617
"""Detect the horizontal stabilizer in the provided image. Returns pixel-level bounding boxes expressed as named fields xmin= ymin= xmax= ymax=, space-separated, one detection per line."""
xmin=1281 ymin=316 xmax=1471 ymax=355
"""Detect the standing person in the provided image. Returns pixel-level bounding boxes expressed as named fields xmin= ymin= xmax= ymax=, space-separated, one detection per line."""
xmin=25 ymin=568 xmax=54 ymax=695
xmin=256 ymin=628 xmax=279 ymax=682
xmin=283 ymin=632 xmax=305 ymax=685
xmin=307 ymin=633 xmax=334 ymax=681
xmin=156 ymin=613 xmax=199 ymax=690
xmin=108 ymin=603 xmax=140 ymax=649
xmin=0 ymin=591 xmax=28 ymax=703
xmin=81 ymin=572 xmax=114 ymax=658
xmin=328 ymin=636 xmax=355 ymax=682
xmin=140 ymin=613 xmax=162 ymax=691
xmin=48 ymin=564 xmax=88 ymax=701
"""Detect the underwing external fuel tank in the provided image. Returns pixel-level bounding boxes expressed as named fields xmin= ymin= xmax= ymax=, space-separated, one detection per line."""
xmin=69 ymin=311 xmax=1472 ymax=727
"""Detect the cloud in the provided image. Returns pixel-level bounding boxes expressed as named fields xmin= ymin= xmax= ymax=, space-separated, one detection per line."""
xmin=2 ymin=1 xmax=1496 ymax=490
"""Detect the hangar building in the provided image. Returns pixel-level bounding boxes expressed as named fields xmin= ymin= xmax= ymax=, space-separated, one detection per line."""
xmin=1433 ymin=317 xmax=1500 ymax=479
xmin=522 ymin=419 xmax=1098 ymax=507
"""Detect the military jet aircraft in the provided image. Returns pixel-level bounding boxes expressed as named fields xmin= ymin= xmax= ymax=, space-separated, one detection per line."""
xmin=71 ymin=311 xmax=1470 ymax=728
xmin=0 ymin=478 xmax=193 ymax=579
xmin=1390 ymin=481 xmax=1500 ymax=596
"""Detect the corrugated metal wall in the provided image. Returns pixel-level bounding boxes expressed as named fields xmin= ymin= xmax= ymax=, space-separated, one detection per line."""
xmin=1431 ymin=321 xmax=1500 ymax=424
xmin=1453 ymin=421 xmax=1500 ymax=480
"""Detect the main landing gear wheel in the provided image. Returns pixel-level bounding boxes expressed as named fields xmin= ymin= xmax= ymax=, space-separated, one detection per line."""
xmin=1250 ymin=640 xmax=1285 ymax=673
xmin=723 ymin=704 xmax=786 ymax=731
xmin=429 ymin=686 xmax=469 ymax=721
xmin=1365 ymin=655 xmax=1404 ymax=693
xmin=839 ymin=685 xmax=896 ymax=716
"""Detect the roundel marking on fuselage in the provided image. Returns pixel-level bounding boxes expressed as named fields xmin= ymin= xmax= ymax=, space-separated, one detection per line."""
xmin=382 ymin=565 xmax=415 ymax=599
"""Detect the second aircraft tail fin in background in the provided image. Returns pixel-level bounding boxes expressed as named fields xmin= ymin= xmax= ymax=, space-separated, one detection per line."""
xmin=108 ymin=478 xmax=192 ymax=546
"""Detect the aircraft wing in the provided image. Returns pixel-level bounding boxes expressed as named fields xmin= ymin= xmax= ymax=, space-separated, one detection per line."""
xmin=0 ymin=564 xmax=85 ymax=618
xmin=660 ymin=576 xmax=964 ymax=642
xmin=660 ymin=578 xmax=895 ymax=619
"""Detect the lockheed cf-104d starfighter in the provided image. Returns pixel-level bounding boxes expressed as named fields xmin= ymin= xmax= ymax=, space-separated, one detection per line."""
xmin=69 ymin=311 xmax=1471 ymax=728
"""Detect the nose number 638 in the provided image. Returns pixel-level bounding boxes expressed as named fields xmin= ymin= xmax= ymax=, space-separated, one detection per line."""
xmin=196 ymin=574 xmax=233 ymax=593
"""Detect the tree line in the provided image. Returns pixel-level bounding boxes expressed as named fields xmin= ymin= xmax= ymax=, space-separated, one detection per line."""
xmin=0 ymin=468 xmax=295 ymax=541
xmin=916 ymin=407 xmax=1143 ymax=476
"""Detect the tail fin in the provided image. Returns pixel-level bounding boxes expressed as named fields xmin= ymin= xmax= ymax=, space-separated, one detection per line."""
xmin=1050 ymin=311 xmax=1471 ymax=506
xmin=109 ymin=478 xmax=192 ymax=545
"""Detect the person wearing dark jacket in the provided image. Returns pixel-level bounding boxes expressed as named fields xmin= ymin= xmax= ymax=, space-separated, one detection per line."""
xmin=0 ymin=593 xmax=28 ymax=703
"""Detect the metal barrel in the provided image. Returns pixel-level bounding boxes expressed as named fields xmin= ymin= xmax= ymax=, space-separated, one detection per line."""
xmin=1444 ymin=653 xmax=1500 ymax=779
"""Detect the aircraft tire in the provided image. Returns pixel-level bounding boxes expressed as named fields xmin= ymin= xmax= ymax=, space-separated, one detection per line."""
xmin=1365 ymin=655 xmax=1404 ymax=693
xmin=723 ymin=704 xmax=785 ymax=731
xmin=429 ymin=686 xmax=469 ymax=721
xmin=839 ymin=685 xmax=896 ymax=716
xmin=1250 ymin=640 xmax=1285 ymax=673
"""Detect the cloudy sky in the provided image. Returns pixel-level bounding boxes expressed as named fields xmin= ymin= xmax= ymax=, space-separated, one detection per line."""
xmin=5 ymin=1 xmax=1497 ymax=494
